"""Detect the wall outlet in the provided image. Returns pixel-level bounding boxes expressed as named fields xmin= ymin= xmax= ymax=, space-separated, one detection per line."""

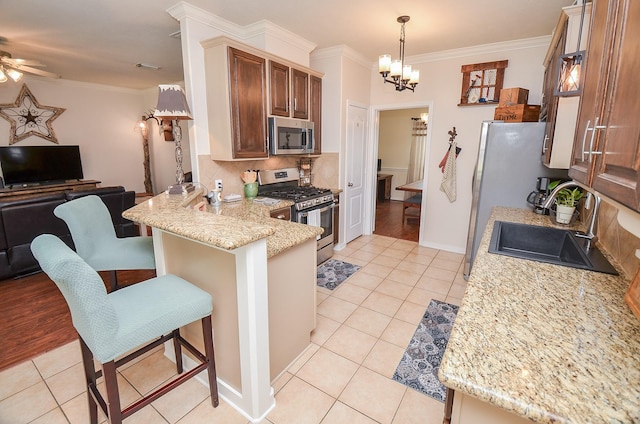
xmin=215 ymin=179 xmax=223 ymax=190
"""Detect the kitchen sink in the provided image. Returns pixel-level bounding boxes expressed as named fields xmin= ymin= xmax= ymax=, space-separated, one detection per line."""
xmin=488 ymin=221 xmax=618 ymax=275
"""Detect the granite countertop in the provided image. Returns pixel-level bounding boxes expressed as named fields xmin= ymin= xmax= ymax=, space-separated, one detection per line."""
xmin=439 ymin=207 xmax=640 ymax=423
xmin=123 ymin=190 xmax=323 ymax=258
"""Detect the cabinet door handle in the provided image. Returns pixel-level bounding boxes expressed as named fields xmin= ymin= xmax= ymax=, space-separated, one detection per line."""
xmin=580 ymin=119 xmax=592 ymax=162
xmin=348 ymin=182 xmax=354 ymax=187
xmin=275 ymin=214 xmax=286 ymax=220
xmin=542 ymin=135 xmax=549 ymax=153
xmin=294 ymin=97 xmax=297 ymax=111
xmin=586 ymin=116 xmax=606 ymax=161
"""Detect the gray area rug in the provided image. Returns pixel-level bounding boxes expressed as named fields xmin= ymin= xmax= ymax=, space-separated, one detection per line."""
xmin=393 ymin=299 xmax=459 ymax=402
xmin=316 ymin=259 xmax=361 ymax=290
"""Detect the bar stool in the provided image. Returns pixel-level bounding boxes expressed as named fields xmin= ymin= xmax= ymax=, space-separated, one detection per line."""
xmin=54 ymin=195 xmax=155 ymax=291
xmin=30 ymin=234 xmax=218 ymax=424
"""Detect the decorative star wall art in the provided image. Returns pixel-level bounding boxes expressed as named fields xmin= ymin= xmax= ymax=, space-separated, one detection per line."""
xmin=0 ymin=84 xmax=65 ymax=144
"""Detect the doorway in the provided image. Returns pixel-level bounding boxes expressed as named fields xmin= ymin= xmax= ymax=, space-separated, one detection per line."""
xmin=371 ymin=105 xmax=430 ymax=242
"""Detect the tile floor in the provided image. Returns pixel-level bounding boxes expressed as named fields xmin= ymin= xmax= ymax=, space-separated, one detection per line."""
xmin=0 ymin=234 xmax=467 ymax=424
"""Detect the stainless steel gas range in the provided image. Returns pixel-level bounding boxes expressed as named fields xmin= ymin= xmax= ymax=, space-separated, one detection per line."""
xmin=258 ymin=168 xmax=334 ymax=265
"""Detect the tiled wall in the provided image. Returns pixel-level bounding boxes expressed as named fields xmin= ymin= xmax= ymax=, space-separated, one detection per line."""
xmin=597 ymin=199 xmax=640 ymax=279
xmin=196 ymin=152 xmax=339 ymax=197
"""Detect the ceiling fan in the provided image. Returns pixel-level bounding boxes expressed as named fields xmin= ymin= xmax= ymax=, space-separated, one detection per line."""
xmin=0 ymin=50 xmax=60 ymax=83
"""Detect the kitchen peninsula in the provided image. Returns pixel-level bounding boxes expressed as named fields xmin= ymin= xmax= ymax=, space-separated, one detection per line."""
xmin=123 ymin=189 xmax=323 ymax=422
xmin=439 ymin=207 xmax=640 ymax=423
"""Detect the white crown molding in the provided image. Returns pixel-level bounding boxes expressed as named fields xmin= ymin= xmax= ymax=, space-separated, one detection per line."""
xmin=311 ymin=45 xmax=371 ymax=69
xmin=368 ymin=35 xmax=553 ymax=70
xmin=168 ymin=2 xmax=316 ymax=55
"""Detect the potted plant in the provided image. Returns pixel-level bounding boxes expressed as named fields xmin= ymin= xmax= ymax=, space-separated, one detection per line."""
xmin=548 ymin=180 xmax=584 ymax=224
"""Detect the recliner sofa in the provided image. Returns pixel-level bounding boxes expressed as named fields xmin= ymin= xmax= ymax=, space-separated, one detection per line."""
xmin=0 ymin=186 xmax=137 ymax=280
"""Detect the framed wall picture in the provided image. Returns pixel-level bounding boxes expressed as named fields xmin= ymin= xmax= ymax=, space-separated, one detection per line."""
xmin=458 ymin=60 xmax=508 ymax=106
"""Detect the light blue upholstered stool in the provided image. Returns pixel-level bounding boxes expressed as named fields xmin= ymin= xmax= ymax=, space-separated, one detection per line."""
xmin=54 ymin=195 xmax=155 ymax=291
xmin=31 ymin=234 xmax=219 ymax=424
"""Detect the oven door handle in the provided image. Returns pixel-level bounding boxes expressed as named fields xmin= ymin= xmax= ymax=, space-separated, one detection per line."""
xmin=316 ymin=204 xmax=334 ymax=214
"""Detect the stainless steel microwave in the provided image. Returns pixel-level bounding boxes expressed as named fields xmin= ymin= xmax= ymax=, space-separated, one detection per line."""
xmin=268 ymin=116 xmax=314 ymax=155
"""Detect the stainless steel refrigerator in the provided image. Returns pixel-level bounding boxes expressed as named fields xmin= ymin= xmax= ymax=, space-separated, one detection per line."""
xmin=463 ymin=121 xmax=568 ymax=278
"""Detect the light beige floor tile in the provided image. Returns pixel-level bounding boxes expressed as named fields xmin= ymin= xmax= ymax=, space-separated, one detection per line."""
xmin=406 ymin=287 xmax=445 ymax=307
xmin=45 ymin=361 xmax=85 ymax=404
xmin=445 ymin=296 xmax=462 ymax=306
xmin=415 ymin=275 xmax=453 ymax=295
xmin=122 ymin=404 xmax=168 ymax=424
xmin=286 ymin=343 xmax=319 ymax=374
xmin=385 ymin=269 xmax=421 ymax=287
xmin=331 ymin=252 xmax=349 ymax=262
xmin=32 ymin=339 xmax=82 ymax=379
xmin=389 ymin=239 xmax=417 ymax=251
xmin=272 ymin=371 xmax=293 ymax=395
xmin=453 ymin=273 xmax=468 ymax=286
xmin=368 ymin=236 xmax=396 ymax=247
xmin=337 ymin=246 xmax=359 ymax=257
xmin=343 ymin=307 xmax=392 ymax=338
xmin=361 ymin=292 xmax=403 ymax=317
xmin=30 ymin=407 xmax=70 ymax=424
xmin=316 ymin=290 xmax=329 ymax=305
xmin=435 ymin=251 xmax=464 ymax=263
xmin=349 ymin=249 xmax=379 ymax=262
xmin=267 ymin=376 xmax=334 ymax=424
xmin=412 ymin=246 xmax=439 ymax=257
xmin=359 ymin=243 xmax=387 ymax=255
xmin=346 ymin=272 xmax=384 ymax=290
xmin=120 ymin=349 xmax=178 ymax=395
xmin=375 ymin=279 xmax=413 ymax=300
xmin=296 ymin=347 xmax=358 ymax=398
xmin=339 ymin=367 xmax=406 ymax=424
xmin=0 ymin=360 xmax=41 ymax=401
xmin=429 ymin=258 xmax=462 ymax=272
xmin=380 ymin=319 xmax=418 ymax=349
xmin=311 ymin=315 xmax=341 ymax=345
xmin=392 ymin=387 xmax=445 ymax=424
xmin=321 ymin=401 xmax=378 ymax=423
xmin=61 ymin=391 xmax=106 ymax=424
xmin=403 ymin=252 xmax=435 ymax=266
xmin=422 ymin=267 xmax=456 ymax=283
xmin=0 ymin=381 xmax=57 ymax=424
xmin=346 ymin=239 xmax=367 ymax=250
xmin=379 ymin=248 xmax=410 ymax=260
xmin=395 ymin=260 xmax=428 ymax=275
xmin=342 ymin=257 xmax=369 ymax=267
xmin=317 ymin=296 xmax=358 ymax=323
xmin=152 ymin=377 xmax=210 ymax=423
xmin=332 ymin=283 xmax=372 ymax=305
xmin=362 ymin=340 xmax=405 ymax=378
xmin=395 ymin=301 xmax=428 ymax=325
xmin=324 ymin=326 xmax=377 ymax=364
xmin=373 ymin=254 xmax=402 ymax=268
xmin=176 ymin=397 xmax=248 ymax=424
xmin=448 ymin=283 xmax=467 ymax=299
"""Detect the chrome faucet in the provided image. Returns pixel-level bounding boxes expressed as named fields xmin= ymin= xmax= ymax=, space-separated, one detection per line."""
xmin=542 ymin=180 xmax=601 ymax=250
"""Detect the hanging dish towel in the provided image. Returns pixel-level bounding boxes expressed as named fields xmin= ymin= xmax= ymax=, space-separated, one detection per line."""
xmin=440 ymin=142 xmax=457 ymax=202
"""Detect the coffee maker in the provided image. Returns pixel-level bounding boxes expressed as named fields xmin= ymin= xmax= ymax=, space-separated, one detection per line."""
xmin=527 ymin=177 xmax=552 ymax=214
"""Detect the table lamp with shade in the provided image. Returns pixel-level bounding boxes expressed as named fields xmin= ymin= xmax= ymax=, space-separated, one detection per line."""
xmin=153 ymin=84 xmax=193 ymax=192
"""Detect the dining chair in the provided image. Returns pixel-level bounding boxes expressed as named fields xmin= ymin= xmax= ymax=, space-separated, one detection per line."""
xmin=54 ymin=195 xmax=155 ymax=291
xmin=30 ymin=233 xmax=219 ymax=424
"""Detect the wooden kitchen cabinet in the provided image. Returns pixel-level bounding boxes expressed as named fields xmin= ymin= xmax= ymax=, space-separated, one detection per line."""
xmin=204 ymin=41 xmax=268 ymax=160
xmin=269 ymin=61 xmax=290 ymax=117
xmin=270 ymin=61 xmax=310 ymax=120
xmin=203 ymin=36 xmax=323 ymax=161
xmin=270 ymin=206 xmax=291 ymax=221
xmin=541 ymin=4 xmax=590 ymax=169
xmin=291 ymin=68 xmax=309 ymax=119
xmin=569 ymin=0 xmax=640 ymax=211
xmin=310 ymin=75 xmax=322 ymax=154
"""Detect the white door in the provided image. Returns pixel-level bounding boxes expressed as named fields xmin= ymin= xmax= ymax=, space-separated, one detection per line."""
xmin=345 ymin=104 xmax=368 ymax=243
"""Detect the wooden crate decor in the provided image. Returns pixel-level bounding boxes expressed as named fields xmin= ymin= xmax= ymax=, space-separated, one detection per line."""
xmin=494 ymin=104 xmax=540 ymax=122
xmin=499 ymin=87 xmax=529 ymax=106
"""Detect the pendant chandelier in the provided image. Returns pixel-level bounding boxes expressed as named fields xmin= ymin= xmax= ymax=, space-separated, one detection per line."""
xmin=378 ymin=16 xmax=419 ymax=92
xmin=555 ymin=1 xmax=587 ymax=96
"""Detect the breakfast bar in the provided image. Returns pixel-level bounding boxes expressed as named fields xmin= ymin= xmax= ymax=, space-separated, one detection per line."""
xmin=123 ymin=189 xmax=323 ymax=422
xmin=439 ymin=207 xmax=640 ymax=423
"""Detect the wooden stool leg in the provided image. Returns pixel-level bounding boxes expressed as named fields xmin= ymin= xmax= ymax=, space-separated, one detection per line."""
xmin=102 ymin=361 xmax=123 ymax=424
xmin=80 ymin=338 xmax=99 ymax=424
xmin=202 ymin=315 xmax=219 ymax=407
xmin=172 ymin=329 xmax=183 ymax=374
xmin=108 ymin=270 xmax=118 ymax=292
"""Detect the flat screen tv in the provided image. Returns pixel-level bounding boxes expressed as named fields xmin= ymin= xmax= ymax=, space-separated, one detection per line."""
xmin=0 ymin=145 xmax=84 ymax=187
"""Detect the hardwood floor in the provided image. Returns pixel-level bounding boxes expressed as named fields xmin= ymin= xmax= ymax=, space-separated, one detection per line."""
xmin=374 ymin=199 xmax=420 ymax=242
xmin=0 ymin=270 xmax=155 ymax=372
